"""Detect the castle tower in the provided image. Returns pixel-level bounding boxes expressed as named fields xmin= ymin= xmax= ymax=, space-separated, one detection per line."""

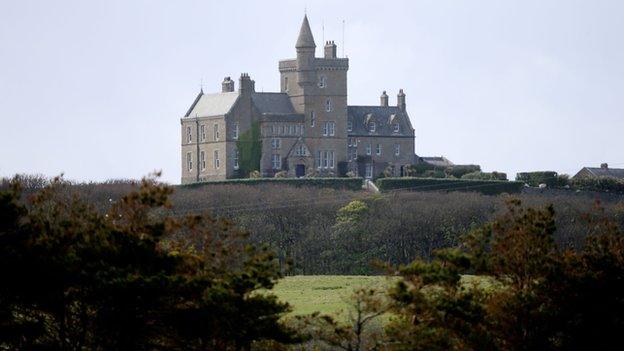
xmin=278 ymin=15 xmax=350 ymax=175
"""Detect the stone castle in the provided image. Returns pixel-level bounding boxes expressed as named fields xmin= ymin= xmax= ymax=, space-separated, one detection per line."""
xmin=180 ymin=15 xmax=415 ymax=184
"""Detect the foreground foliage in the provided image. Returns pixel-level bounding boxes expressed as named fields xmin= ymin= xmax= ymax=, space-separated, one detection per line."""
xmin=0 ymin=175 xmax=294 ymax=350
xmin=386 ymin=199 xmax=624 ymax=350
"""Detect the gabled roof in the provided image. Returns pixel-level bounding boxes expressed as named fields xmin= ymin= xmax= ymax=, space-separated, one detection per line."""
xmin=296 ymin=15 xmax=316 ymax=49
xmin=184 ymin=91 xmax=240 ymax=118
xmin=347 ymin=105 xmax=414 ymax=137
xmin=579 ymin=167 xmax=624 ymax=179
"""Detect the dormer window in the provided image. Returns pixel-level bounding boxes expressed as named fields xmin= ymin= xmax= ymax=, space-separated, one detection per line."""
xmin=369 ymin=122 xmax=376 ymax=133
xmin=393 ymin=123 xmax=400 ymax=133
xmin=319 ymin=75 xmax=326 ymax=88
xmin=325 ymin=98 xmax=332 ymax=112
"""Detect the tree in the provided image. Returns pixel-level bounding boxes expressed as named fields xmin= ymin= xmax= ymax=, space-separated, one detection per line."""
xmin=0 ymin=175 xmax=294 ymax=350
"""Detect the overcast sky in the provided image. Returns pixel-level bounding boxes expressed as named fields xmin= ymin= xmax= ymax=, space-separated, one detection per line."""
xmin=1 ymin=0 xmax=623 ymax=183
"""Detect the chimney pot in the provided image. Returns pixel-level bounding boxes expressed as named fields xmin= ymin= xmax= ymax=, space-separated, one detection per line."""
xmin=601 ymin=163 xmax=608 ymax=169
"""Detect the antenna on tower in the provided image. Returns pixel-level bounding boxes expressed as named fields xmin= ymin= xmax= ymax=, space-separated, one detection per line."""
xmin=199 ymin=78 xmax=204 ymax=93
xmin=322 ymin=19 xmax=325 ymax=44
xmin=342 ymin=19 xmax=345 ymax=57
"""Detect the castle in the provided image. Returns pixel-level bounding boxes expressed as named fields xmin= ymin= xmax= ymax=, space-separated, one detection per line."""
xmin=180 ymin=15 xmax=415 ymax=184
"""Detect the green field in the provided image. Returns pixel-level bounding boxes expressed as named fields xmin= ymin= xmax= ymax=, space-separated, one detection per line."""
xmin=270 ymin=275 xmax=495 ymax=319
xmin=270 ymin=275 xmax=391 ymax=317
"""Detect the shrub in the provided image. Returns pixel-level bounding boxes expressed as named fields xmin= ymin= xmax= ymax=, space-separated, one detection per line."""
xmin=376 ymin=177 xmax=523 ymax=195
xmin=462 ymin=171 xmax=507 ymax=181
xmin=570 ymin=176 xmax=624 ymax=194
xmin=445 ymin=164 xmax=481 ymax=178
xmin=180 ymin=177 xmax=364 ymax=191
xmin=274 ymin=171 xmax=288 ymax=178
xmin=516 ymin=171 xmax=566 ymax=187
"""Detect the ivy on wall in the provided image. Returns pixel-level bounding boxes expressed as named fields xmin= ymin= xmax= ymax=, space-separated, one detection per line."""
xmin=235 ymin=121 xmax=262 ymax=178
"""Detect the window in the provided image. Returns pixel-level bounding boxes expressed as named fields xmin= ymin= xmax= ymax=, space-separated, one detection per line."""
xmin=200 ymin=124 xmax=206 ymax=141
xmin=348 ymin=148 xmax=357 ymax=161
xmin=347 ymin=121 xmax=353 ymax=132
xmin=289 ymin=125 xmax=295 ymax=135
xmin=365 ymin=164 xmax=373 ymax=179
xmin=369 ymin=122 xmax=376 ymax=133
xmin=271 ymin=124 xmax=276 ymax=135
xmin=271 ymin=138 xmax=281 ymax=149
xmin=234 ymin=149 xmax=239 ymax=170
xmin=284 ymin=76 xmax=288 ymax=92
xmin=214 ymin=150 xmax=220 ymax=169
xmin=200 ymin=151 xmax=206 ymax=170
xmin=366 ymin=143 xmax=372 ymax=155
xmin=233 ymin=122 xmax=239 ymax=140
xmin=317 ymin=150 xmax=335 ymax=169
xmin=186 ymin=152 xmax=192 ymax=171
xmin=213 ymin=123 xmax=219 ymax=141
xmin=323 ymin=121 xmax=335 ymax=137
xmin=325 ymin=98 xmax=332 ymax=112
xmin=394 ymin=143 xmax=400 ymax=156
xmin=348 ymin=137 xmax=356 ymax=147
xmin=280 ymin=125 xmax=285 ymax=135
xmin=310 ymin=111 xmax=316 ymax=127
xmin=187 ymin=126 xmax=192 ymax=143
xmin=296 ymin=144 xmax=306 ymax=156
xmin=376 ymin=143 xmax=382 ymax=155
xmin=295 ymin=125 xmax=300 ymax=135
xmin=271 ymin=154 xmax=281 ymax=170
xmin=318 ymin=75 xmax=326 ymax=88
xmin=393 ymin=123 xmax=400 ymax=133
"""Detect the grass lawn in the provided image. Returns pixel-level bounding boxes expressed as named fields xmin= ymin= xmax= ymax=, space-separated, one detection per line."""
xmin=270 ymin=275 xmax=496 ymax=320
xmin=270 ymin=275 xmax=391 ymax=318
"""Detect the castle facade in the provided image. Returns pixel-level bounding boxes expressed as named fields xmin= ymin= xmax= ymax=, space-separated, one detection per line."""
xmin=180 ymin=15 xmax=415 ymax=184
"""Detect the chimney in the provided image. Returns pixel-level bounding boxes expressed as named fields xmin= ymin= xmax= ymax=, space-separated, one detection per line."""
xmin=601 ymin=163 xmax=609 ymax=169
xmin=380 ymin=91 xmax=388 ymax=107
xmin=222 ymin=76 xmax=234 ymax=92
xmin=238 ymin=73 xmax=255 ymax=95
xmin=397 ymin=89 xmax=406 ymax=111
xmin=324 ymin=40 xmax=337 ymax=59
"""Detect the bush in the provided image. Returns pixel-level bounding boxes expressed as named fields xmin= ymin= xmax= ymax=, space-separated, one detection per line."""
xmin=445 ymin=164 xmax=481 ymax=178
xmin=274 ymin=171 xmax=288 ymax=178
xmin=180 ymin=177 xmax=364 ymax=191
xmin=570 ymin=176 xmax=624 ymax=194
xmin=376 ymin=177 xmax=523 ymax=195
xmin=516 ymin=171 xmax=562 ymax=187
xmin=461 ymin=171 xmax=507 ymax=181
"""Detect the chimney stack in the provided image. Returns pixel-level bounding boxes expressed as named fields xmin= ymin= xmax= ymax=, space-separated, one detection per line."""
xmin=601 ymin=163 xmax=609 ymax=169
xmin=222 ymin=76 xmax=234 ymax=92
xmin=324 ymin=40 xmax=337 ymax=59
xmin=238 ymin=73 xmax=255 ymax=94
xmin=397 ymin=89 xmax=406 ymax=111
xmin=380 ymin=91 xmax=388 ymax=107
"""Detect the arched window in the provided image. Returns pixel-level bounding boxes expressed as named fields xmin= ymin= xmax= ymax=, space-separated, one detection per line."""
xmin=319 ymin=75 xmax=326 ymax=88
xmin=325 ymin=98 xmax=332 ymax=112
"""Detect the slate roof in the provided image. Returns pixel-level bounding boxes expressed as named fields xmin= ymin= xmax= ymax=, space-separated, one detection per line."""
xmin=184 ymin=91 xmax=239 ymax=118
xmin=579 ymin=167 xmax=624 ymax=179
xmin=252 ymin=92 xmax=297 ymax=115
xmin=347 ymin=105 xmax=414 ymax=137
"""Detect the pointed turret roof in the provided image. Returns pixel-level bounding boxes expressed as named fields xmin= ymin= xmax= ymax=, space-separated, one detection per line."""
xmin=296 ymin=15 xmax=316 ymax=49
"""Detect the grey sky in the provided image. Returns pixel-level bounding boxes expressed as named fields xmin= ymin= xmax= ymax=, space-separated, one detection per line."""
xmin=1 ymin=0 xmax=623 ymax=184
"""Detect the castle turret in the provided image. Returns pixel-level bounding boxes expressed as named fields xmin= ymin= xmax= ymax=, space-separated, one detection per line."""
xmin=397 ymin=89 xmax=406 ymax=111
xmin=295 ymin=15 xmax=316 ymax=87
xmin=324 ymin=40 xmax=337 ymax=59
xmin=222 ymin=76 xmax=234 ymax=92
xmin=380 ymin=91 xmax=389 ymax=107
